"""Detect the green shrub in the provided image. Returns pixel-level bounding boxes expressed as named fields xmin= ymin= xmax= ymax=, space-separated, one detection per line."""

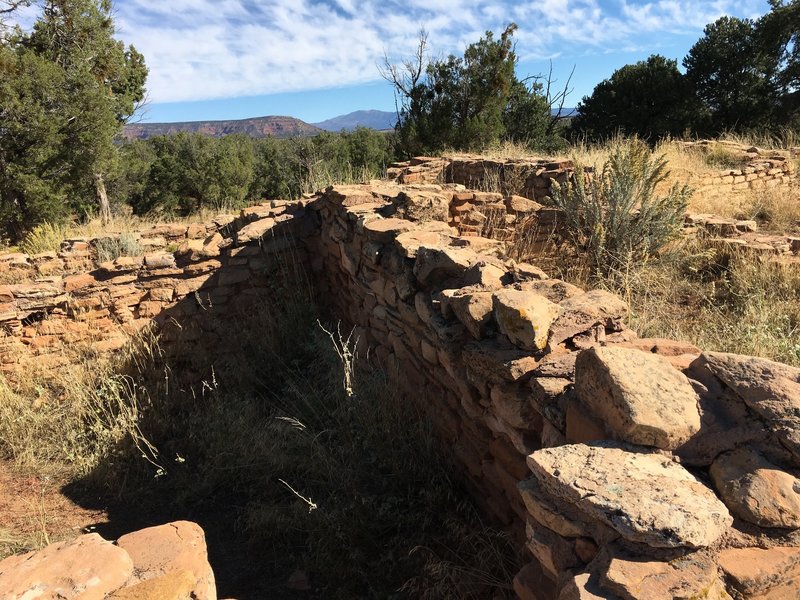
xmin=551 ymin=137 xmax=691 ymax=276
xmin=94 ymin=233 xmax=142 ymax=263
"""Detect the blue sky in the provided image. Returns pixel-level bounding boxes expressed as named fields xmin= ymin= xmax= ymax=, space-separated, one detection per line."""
xmin=16 ymin=0 xmax=772 ymax=123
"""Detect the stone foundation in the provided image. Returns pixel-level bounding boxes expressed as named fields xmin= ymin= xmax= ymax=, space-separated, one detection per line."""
xmin=2 ymin=179 xmax=800 ymax=599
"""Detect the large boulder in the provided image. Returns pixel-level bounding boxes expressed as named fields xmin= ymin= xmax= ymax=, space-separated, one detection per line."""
xmin=0 ymin=533 xmax=133 ymax=600
xmin=526 ymin=443 xmax=732 ymax=548
xmin=699 ymin=352 xmax=800 ymax=462
xmin=116 ymin=521 xmax=216 ymax=600
xmin=575 ymin=346 xmax=700 ymax=449
xmin=709 ymin=448 xmax=800 ymax=528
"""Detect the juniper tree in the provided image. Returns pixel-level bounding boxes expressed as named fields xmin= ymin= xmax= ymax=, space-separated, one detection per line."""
xmin=0 ymin=0 xmax=146 ymax=240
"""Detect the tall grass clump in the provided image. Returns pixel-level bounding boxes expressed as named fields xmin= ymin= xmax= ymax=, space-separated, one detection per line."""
xmin=19 ymin=222 xmax=68 ymax=255
xmin=551 ymin=137 xmax=691 ymax=276
xmin=0 ymin=335 xmax=161 ymax=477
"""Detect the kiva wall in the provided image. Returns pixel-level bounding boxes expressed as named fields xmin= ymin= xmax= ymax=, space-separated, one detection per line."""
xmin=2 ymin=179 xmax=800 ymax=599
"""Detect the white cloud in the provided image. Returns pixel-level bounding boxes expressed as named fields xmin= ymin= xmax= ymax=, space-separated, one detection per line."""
xmin=9 ymin=0 xmax=769 ymax=103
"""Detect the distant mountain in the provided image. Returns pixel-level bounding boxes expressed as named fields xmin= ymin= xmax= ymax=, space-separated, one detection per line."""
xmin=314 ymin=110 xmax=397 ymax=132
xmin=554 ymin=107 xmax=577 ymax=117
xmin=122 ymin=115 xmax=322 ymax=140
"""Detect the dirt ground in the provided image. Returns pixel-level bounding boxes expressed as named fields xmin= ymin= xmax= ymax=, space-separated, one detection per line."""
xmin=0 ymin=460 xmax=109 ymax=559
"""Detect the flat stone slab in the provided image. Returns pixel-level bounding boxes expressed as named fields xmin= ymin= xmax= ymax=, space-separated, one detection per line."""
xmin=526 ymin=443 xmax=732 ymax=548
xmin=575 ymin=346 xmax=700 ymax=449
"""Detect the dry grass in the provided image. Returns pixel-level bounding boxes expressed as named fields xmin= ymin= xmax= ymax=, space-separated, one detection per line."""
xmin=538 ymin=236 xmax=800 ymax=366
xmin=0 ymin=289 xmax=519 ymax=596
xmin=0 ymin=333 xmax=161 ymax=477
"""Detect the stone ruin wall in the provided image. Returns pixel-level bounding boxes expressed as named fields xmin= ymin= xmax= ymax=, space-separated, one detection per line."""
xmin=389 ymin=150 xmax=800 ymax=266
xmin=389 ymin=144 xmax=796 ymax=202
xmin=2 ymin=180 xmax=800 ymax=599
xmin=0 ymin=202 xmax=315 ymax=375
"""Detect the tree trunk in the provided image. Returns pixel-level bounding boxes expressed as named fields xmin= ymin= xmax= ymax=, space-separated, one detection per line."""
xmin=94 ymin=172 xmax=111 ymax=225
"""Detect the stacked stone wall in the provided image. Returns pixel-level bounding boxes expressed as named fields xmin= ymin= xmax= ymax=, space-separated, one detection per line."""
xmin=2 ymin=180 xmax=800 ymax=599
xmin=0 ymin=201 xmax=314 ymax=373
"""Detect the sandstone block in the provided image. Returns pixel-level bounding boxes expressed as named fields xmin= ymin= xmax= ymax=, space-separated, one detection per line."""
xmin=450 ymin=291 xmax=494 ymax=339
xmin=463 ymin=339 xmax=539 ymax=382
xmin=413 ymin=246 xmax=476 ymax=285
xmin=363 ymin=217 xmax=414 ymax=243
xmin=710 ymin=448 xmax=800 ymax=528
xmin=600 ymin=550 xmax=727 ymax=600
xmin=549 ymin=289 xmax=628 ymax=346
xmin=490 ymin=381 xmax=539 ymax=429
xmin=493 ymin=289 xmax=561 ymax=351
xmin=236 ymin=217 xmax=275 ymax=243
xmin=394 ymin=230 xmax=443 ymax=258
xmin=700 ymin=352 xmax=800 ymax=462
xmin=513 ymin=559 xmax=558 ymax=600
xmin=575 ymin=346 xmax=700 ymax=449
xmin=0 ymin=533 xmax=133 ymax=600
xmin=526 ymin=443 xmax=732 ymax=548
xmin=506 ymin=195 xmax=543 ymax=213
xmin=116 ymin=521 xmax=216 ymax=600
xmin=397 ymin=191 xmax=450 ymax=221
xmin=519 ymin=279 xmax=584 ymax=303
xmin=718 ymin=546 xmax=800 ymax=597
xmin=558 ymin=572 xmax=617 ymax=600
xmin=144 ymin=253 xmax=176 ymax=269
xmin=525 ymin=521 xmax=579 ymax=579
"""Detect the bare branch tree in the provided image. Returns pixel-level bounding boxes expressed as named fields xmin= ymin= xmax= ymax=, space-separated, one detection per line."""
xmin=523 ymin=60 xmax=576 ymax=134
xmin=378 ymin=29 xmax=429 ymax=123
xmin=0 ymin=0 xmax=31 ymax=15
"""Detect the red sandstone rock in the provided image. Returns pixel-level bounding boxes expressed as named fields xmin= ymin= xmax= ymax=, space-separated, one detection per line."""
xmin=710 ymin=448 xmax=800 ymax=528
xmin=64 ymin=273 xmax=98 ymax=293
xmin=575 ymin=346 xmax=700 ymax=449
xmin=599 ymin=550 xmax=727 ymax=600
xmin=116 ymin=521 xmax=216 ymax=600
xmin=718 ymin=546 xmax=800 ymax=597
xmin=0 ymin=533 xmax=133 ymax=600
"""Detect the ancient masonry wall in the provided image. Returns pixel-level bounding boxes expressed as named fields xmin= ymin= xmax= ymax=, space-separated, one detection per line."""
xmin=2 ymin=181 xmax=800 ymax=599
xmin=0 ymin=202 xmax=315 ymax=373
xmin=389 ymin=146 xmax=796 ymax=201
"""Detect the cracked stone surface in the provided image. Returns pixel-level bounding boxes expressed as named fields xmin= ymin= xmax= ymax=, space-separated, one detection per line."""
xmin=526 ymin=442 xmax=732 ymax=548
